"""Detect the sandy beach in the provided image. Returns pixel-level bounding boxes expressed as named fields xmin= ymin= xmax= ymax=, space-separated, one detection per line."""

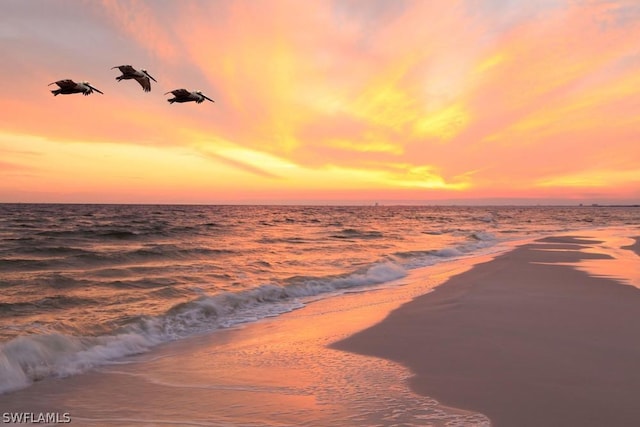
xmin=334 ymin=233 xmax=640 ymax=426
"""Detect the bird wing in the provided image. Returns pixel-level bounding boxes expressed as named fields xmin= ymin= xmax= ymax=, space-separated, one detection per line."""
xmin=169 ymin=89 xmax=191 ymax=98
xmin=50 ymin=79 xmax=76 ymax=88
xmin=113 ymin=65 xmax=136 ymax=74
xmin=136 ymin=76 xmax=151 ymax=92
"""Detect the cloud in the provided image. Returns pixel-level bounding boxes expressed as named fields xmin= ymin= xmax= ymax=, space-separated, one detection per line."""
xmin=195 ymin=148 xmax=283 ymax=180
xmin=536 ymin=167 xmax=640 ymax=191
xmin=2 ymin=0 xmax=640 ymax=202
xmin=95 ymin=0 xmax=181 ymax=61
xmin=0 ymin=160 xmax=32 ymax=172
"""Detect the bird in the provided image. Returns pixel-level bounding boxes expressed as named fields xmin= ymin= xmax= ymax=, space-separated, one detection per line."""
xmin=49 ymin=79 xmax=104 ymax=96
xmin=164 ymin=89 xmax=215 ymax=104
xmin=111 ymin=65 xmax=157 ymax=92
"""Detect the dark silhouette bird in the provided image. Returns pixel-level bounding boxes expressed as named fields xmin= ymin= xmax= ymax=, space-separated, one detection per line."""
xmin=165 ymin=89 xmax=214 ymax=104
xmin=49 ymin=79 xmax=104 ymax=96
xmin=111 ymin=65 xmax=157 ymax=92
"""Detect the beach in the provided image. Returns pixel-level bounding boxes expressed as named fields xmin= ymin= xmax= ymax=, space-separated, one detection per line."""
xmin=1 ymin=215 xmax=639 ymax=425
xmin=335 ymin=232 xmax=640 ymax=426
xmin=4 ymin=0 xmax=640 ymax=424
xmin=0 ymin=254 xmax=491 ymax=426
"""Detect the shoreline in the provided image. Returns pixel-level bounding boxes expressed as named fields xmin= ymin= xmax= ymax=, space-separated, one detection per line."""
xmin=0 ymin=230 xmax=637 ymax=426
xmin=0 ymin=244 xmax=499 ymax=426
xmin=622 ymin=235 xmax=640 ymax=255
xmin=333 ymin=232 xmax=640 ymax=426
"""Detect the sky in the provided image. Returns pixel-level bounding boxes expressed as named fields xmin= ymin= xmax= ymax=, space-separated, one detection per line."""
xmin=1 ymin=0 xmax=639 ymax=205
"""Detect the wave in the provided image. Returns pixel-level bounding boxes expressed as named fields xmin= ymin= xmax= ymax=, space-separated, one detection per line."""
xmin=0 ymin=204 xmax=515 ymax=396
xmin=0 ymin=332 xmax=155 ymax=394
xmin=0 ymin=296 xmax=97 ymax=315
xmin=392 ymin=233 xmax=498 ymax=270
xmin=331 ymin=228 xmax=384 ymax=240
xmin=470 ymin=231 xmax=497 ymax=241
xmin=0 ymin=258 xmax=59 ymax=272
xmin=35 ymin=229 xmax=140 ymax=240
xmin=11 ymin=246 xmax=93 ymax=257
xmin=106 ymin=277 xmax=178 ymax=290
xmin=1 ymin=245 xmax=234 ymax=273
xmin=29 ymin=220 xmax=226 ymax=242
xmin=257 ymin=236 xmax=313 ymax=245
xmin=0 ymin=261 xmax=407 ymax=395
xmin=40 ymin=273 xmax=90 ymax=289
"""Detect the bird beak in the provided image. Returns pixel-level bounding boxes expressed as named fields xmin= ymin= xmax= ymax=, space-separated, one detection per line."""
xmin=146 ymin=72 xmax=157 ymax=83
xmin=89 ymin=85 xmax=104 ymax=94
xmin=204 ymin=95 xmax=215 ymax=103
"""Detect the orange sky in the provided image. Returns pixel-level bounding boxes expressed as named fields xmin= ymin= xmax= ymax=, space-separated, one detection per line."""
xmin=1 ymin=0 xmax=639 ymax=204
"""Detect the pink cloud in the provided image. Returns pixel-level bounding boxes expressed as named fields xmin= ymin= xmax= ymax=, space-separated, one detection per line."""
xmin=2 ymin=0 xmax=640 ymax=202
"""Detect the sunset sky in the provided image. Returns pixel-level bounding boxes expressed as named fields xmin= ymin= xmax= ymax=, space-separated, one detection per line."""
xmin=2 ymin=0 xmax=639 ymax=204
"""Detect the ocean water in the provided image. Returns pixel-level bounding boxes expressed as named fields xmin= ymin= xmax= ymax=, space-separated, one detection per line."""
xmin=0 ymin=203 xmax=638 ymax=395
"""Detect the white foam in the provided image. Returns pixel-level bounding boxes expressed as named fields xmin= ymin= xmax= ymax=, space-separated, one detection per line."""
xmin=0 ymin=261 xmax=411 ymax=394
xmin=433 ymin=248 xmax=463 ymax=257
xmin=0 ymin=332 xmax=155 ymax=394
xmin=0 ymin=240 xmax=507 ymax=395
xmin=471 ymin=231 xmax=497 ymax=241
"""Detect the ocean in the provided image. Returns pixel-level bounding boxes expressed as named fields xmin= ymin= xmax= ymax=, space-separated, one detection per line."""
xmin=0 ymin=204 xmax=638 ymax=415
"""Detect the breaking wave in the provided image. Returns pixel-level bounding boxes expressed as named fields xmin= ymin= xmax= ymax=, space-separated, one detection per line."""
xmin=0 ymin=261 xmax=407 ymax=394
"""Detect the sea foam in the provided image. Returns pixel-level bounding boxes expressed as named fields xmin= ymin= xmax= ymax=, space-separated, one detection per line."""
xmin=0 ymin=261 xmax=408 ymax=394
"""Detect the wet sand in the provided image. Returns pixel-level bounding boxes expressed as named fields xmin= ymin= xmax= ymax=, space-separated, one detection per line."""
xmin=333 ymin=234 xmax=640 ymax=426
xmin=622 ymin=235 xmax=640 ymax=255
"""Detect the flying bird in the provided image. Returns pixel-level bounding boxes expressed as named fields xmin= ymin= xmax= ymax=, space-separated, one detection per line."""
xmin=49 ymin=79 xmax=104 ymax=96
xmin=165 ymin=89 xmax=215 ymax=104
xmin=111 ymin=65 xmax=157 ymax=92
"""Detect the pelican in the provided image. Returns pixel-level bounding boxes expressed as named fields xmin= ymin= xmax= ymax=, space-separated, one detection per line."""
xmin=165 ymin=89 xmax=215 ymax=104
xmin=111 ymin=65 xmax=157 ymax=92
xmin=49 ymin=79 xmax=104 ymax=96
